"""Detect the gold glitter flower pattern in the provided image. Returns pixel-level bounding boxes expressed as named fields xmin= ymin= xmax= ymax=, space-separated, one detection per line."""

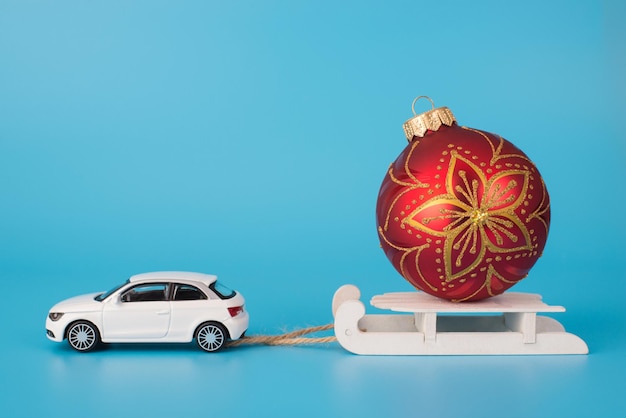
xmin=402 ymin=150 xmax=533 ymax=281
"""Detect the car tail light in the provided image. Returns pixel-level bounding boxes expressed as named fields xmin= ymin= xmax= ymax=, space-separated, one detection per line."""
xmin=228 ymin=305 xmax=244 ymax=317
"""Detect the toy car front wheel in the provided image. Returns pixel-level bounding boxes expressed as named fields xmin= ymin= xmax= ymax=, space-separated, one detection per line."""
xmin=196 ymin=322 xmax=227 ymax=352
xmin=67 ymin=321 xmax=100 ymax=352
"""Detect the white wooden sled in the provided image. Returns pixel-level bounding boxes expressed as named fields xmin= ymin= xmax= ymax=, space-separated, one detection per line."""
xmin=332 ymin=284 xmax=588 ymax=355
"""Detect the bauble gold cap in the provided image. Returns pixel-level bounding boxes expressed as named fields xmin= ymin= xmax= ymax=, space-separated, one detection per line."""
xmin=403 ymin=96 xmax=456 ymax=141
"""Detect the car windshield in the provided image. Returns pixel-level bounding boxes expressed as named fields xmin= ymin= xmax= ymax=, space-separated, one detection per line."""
xmin=209 ymin=281 xmax=236 ymax=299
xmin=94 ymin=280 xmax=129 ymax=301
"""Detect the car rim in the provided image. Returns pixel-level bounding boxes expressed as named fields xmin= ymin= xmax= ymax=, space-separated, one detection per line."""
xmin=198 ymin=325 xmax=224 ymax=351
xmin=69 ymin=323 xmax=96 ymax=350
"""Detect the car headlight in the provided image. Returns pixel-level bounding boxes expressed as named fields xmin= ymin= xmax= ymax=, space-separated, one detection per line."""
xmin=48 ymin=312 xmax=64 ymax=321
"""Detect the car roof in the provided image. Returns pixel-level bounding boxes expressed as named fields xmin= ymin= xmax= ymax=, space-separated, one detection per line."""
xmin=129 ymin=271 xmax=218 ymax=286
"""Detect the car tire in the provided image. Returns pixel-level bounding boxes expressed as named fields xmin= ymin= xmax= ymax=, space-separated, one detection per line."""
xmin=196 ymin=322 xmax=227 ymax=352
xmin=67 ymin=321 xmax=100 ymax=352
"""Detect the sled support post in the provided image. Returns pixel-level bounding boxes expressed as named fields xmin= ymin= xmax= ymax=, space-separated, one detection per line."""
xmin=504 ymin=312 xmax=536 ymax=344
xmin=414 ymin=312 xmax=436 ymax=343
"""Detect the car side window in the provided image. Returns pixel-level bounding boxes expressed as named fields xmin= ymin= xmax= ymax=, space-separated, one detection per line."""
xmin=172 ymin=284 xmax=207 ymax=301
xmin=121 ymin=283 xmax=168 ymax=302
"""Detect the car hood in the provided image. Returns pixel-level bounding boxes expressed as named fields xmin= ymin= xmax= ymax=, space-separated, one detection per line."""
xmin=49 ymin=292 xmax=104 ymax=313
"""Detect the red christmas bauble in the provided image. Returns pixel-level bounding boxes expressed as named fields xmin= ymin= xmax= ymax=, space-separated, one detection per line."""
xmin=376 ymin=98 xmax=550 ymax=302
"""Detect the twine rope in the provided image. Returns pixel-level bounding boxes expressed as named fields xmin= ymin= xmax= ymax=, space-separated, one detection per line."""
xmin=229 ymin=324 xmax=336 ymax=346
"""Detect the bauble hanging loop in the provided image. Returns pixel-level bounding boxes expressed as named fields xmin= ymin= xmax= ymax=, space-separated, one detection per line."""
xmin=411 ymin=95 xmax=436 ymax=113
xmin=377 ymin=97 xmax=551 ymax=302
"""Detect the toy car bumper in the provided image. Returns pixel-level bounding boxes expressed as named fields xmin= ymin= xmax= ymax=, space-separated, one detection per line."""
xmin=45 ymin=317 xmax=65 ymax=342
xmin=224 ymin=311 xmax=249 ymax=341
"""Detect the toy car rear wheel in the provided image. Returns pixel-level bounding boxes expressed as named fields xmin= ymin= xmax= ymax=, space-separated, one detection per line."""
xmin=67 ymin=321 xmax=100 ymax=352
xmin=196 ymin=322 xmax=227 ymax=352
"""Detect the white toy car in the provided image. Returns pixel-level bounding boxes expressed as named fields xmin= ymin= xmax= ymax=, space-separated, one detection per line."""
xmin=46 ymin=271 xmax=249 ymax=352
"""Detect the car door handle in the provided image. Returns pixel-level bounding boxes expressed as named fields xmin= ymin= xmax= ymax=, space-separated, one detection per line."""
xmin=156 ymin=310 xmax=170 ymax=315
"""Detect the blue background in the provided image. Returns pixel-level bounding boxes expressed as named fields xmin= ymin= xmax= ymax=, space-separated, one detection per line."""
xmin=1 ymin=0 xmax=625 ymax=417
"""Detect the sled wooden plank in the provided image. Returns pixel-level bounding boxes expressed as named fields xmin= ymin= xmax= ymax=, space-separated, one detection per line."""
xmin=371 ymin=291 xmax=565 ymax=313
